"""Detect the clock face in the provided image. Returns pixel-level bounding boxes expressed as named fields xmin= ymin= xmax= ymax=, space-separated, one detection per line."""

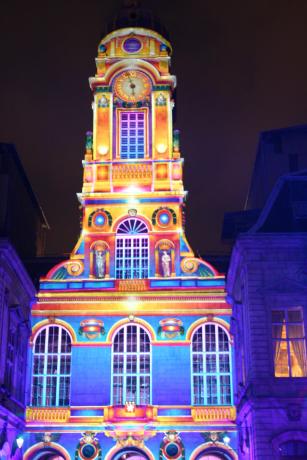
xmin=114 ymin=71 xmax=151 ymax=102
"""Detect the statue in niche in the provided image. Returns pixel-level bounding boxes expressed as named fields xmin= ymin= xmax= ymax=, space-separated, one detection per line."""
xmin=95 ymin=250 xmax=106 ymax=278
xmin=161 ymin=250 xmax=171 ymax=277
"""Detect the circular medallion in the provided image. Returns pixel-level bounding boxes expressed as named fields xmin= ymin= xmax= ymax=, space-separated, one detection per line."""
xmin=159 ymin=212 xmax=170 ymax=225
xmin=164 ymin=442 xmax=181 ymax=459
xmin=114 ymin=71 xmax=151 ymax=102
xmin=94 ymin=213 xmax=105 ymax=226
xmin=123 ymin=37 xmax=142 ymax=53
xmin=80 ymin=444 xmax=96 ymax=460
xmin=156 ymin=209 xmax=172 ymax=228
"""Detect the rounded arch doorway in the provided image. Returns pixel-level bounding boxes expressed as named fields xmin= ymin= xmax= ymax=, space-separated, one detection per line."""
xmin=111 ymin=447 xmax=150 ymax=460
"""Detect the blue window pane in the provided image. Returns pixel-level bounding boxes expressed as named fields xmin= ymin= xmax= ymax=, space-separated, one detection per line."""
xmin=120 ymin=112 xmax=146 ymax=159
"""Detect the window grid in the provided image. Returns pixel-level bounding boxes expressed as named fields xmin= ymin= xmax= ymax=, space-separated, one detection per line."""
xmin=272 ymin=308 xmax=307 ymax=377
xmin=112 ymin=325 xmax=151 ymax=405
xmin=32 ymin=326 xmax=71 ymax=407
xmin=115 ymin=236 xmax=149 ymax=279
xmin=120 ymin=112 xmax=145 ymax=159
xmin=192 ymin=324 xmax=232 ymax=406
xmin=280 ymin=440 xmax=307 ymax=457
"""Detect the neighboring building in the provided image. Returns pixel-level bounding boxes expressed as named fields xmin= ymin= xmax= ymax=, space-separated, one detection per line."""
xmin=0 ymin=144 xmax=48 ymax=260
xmin=246 ymin=125 xmax=307 ymax=210
xmin=222 ymin=125 xmax=307 ymax=244
xmin=0 ymin=144 xmax=48 ymax=460
xmin=23 ymin=8 xmax=238 ymax=460
xmin=227 ymin=172 xmax=307 ymax=458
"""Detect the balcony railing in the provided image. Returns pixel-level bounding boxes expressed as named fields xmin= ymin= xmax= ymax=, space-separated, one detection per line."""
xmin=112 ymin=163 xmax=152 ymax=182
xmin=26 ymin=407 xmax=70 ymax=423
xmin=191 ymin=406 xmax=236 ymax=422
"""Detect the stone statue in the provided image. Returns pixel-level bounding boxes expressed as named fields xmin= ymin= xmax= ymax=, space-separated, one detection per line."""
xmin=95 ymin=250 xmax=106 ymax=278
xmin=161 ymin=250 xmax=171 ymax=277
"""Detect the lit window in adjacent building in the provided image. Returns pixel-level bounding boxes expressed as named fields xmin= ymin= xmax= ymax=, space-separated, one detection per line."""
xmin=272 ymin=308 xmax=307 ymax=377
xmin=32 ymin=325 xmax=71 ymax=406
xmin=191 ymin=323 xmax=232 ymax=405
xmin=112 ymin=324 xmax=151 ymax=405
xmin=120 ymin=112 xmax=145 ymax=159
xmin=115 ymin=218 xmax=149 ymax=279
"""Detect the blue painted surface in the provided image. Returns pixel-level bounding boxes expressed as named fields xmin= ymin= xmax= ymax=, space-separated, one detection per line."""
xmin=40 ymin=280 xmax=115 ymax=290
xmin=70 ymin=347 xmax=111 ymax=406
xmin=152 ymin=345 xmax=191 ymax=405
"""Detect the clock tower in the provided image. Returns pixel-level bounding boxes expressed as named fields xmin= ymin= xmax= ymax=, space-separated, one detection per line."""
xmin=24 ymin=7 xmax=238 ymax=460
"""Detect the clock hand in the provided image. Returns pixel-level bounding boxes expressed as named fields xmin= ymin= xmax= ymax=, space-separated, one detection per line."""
xmin=127 ymin=74 xmax=136 ymax=96
xmin=129 ymin=81 xmax=136 ymax=96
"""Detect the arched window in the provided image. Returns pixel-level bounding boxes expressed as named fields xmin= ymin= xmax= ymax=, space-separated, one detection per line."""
xmin=115 ymin=218 xmax=149 ymax=279
xmin=191 ymin=323 xmax=232 ymax=405
xmin=112 ymin=324 xmax=151 ymax=405
xmin=32 ymin=325 xmax=71 ymax=406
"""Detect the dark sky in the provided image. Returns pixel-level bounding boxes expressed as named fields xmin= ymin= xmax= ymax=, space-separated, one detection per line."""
xmin=1 ymin=0 xmax=307 ymax=256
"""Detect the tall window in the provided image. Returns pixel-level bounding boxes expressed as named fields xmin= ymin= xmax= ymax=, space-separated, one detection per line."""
xmin=115 ymin=218 xmax=149 ymax=279
xmin=112 ymin=324 xmax=151 ymax=405
xmin=272 ymin=308 xmax=307 ymax=377
xmin=32 ymin=325 xmax=71 ymax=406
xmin=192 ymin=323 xmax=232 ymax=405
xmin=120 ymin=112 xmax=145 ymax=159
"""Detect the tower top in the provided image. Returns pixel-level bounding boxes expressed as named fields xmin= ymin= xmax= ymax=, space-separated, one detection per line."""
xmin=105 ymin=0 xmax=169 ymax=40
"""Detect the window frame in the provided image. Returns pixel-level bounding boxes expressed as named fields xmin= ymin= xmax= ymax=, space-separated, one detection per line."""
xmin=272 ymin=306 xmax=307 ymax=378
xmin=111 ymin=323 xmax=152 ymax=406
xmin=31 ymin=325 xmax=72 ymax=407
xmin=191 ymin=322 xmax=233 ymax=406
xmin=116 ymin=108 xmax=149 ymax=160
xmin=115 ymin=218 xmax=149 ymax=280
xmin=279 ymin=440 xmax=307 ymax=458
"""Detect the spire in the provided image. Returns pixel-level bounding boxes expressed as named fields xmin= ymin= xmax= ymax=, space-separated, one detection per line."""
xmin=105 ymin=0 xmax=169 ymax=40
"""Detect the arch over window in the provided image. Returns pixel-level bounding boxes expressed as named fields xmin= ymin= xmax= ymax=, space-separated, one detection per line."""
xmin=117 ymin=218 xmax=148 ymax=234
xmin=272 ymin=431 xmax=307 ymax=457
xmin=115 ymin=218 xmax=149 ymax=279
xmin=24 ymin=442 xmax=70 ymax=460
xmin=112 ymin=324 xmax=151 ymax=405
xmin=105 ymin=445 xmax=154 ymax=460
xmin=111 ymin=448 xmax=150 ymax=460
xmin=191 ymin=323 xmax=232 ymax=405
xmin=32 ymin=325 xmax=71 ymax=407
xmin=196 ymin=452 xmax=232 ymax=460
xmin=190 ymin=443 xmax=238 ymax=460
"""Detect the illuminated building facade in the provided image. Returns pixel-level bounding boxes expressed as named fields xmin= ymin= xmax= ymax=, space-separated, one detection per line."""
xmin=24 ymin=20 xmax=238 ymax=460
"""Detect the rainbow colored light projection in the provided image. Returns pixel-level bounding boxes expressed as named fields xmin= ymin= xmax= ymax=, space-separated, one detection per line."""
xmin=25 ymin=25 xmax=238 ymax=460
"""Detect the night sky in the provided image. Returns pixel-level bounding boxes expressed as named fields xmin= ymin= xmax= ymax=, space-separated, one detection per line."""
xmin=1 ymin=0 xmax=307 ymax=256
